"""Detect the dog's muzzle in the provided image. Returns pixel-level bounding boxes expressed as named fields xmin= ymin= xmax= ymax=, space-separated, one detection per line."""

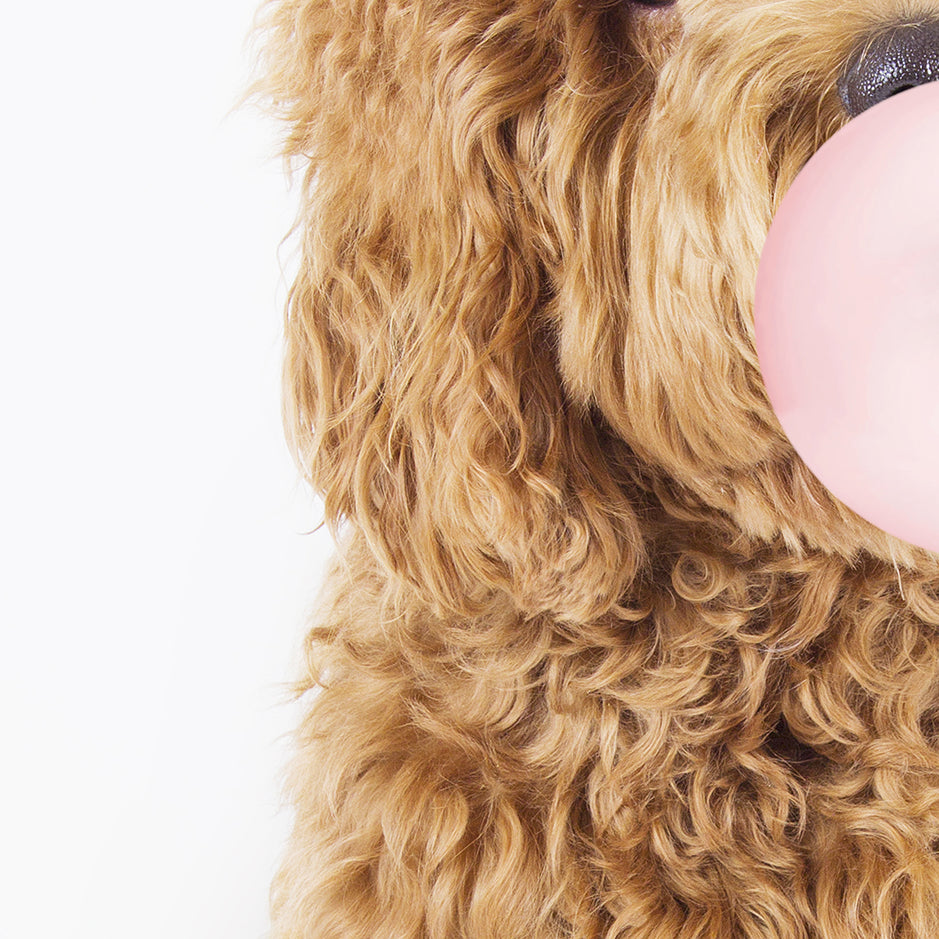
xmin=839 ymin=19 xmax=939 ymax=117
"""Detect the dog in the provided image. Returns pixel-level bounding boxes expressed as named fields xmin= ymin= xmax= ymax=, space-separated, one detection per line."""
xmin=251 ymin=2 xmax=939 ymax=935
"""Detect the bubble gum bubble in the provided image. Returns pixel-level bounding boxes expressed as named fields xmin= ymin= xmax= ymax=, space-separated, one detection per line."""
xmin=754 ymin=81 xmax=939 ymax=553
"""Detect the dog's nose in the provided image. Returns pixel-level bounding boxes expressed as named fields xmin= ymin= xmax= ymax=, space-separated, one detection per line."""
xmin=838 ymin=20 xmax=939 ymax=118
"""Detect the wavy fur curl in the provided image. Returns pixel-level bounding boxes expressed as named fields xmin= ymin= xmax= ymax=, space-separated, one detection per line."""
xmin=246 ymin=1 xmax=939 ymax=937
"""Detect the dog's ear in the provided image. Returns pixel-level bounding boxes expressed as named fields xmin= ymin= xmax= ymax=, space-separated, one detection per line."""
xmin=253 ymin=0 xmax=652 ymax=625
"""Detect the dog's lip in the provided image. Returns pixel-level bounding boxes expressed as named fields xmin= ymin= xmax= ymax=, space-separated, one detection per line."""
xmin=630 ymin=0 xmax=678 ymax=16
xmin=634 ymin=4 xmax=676 ymax=15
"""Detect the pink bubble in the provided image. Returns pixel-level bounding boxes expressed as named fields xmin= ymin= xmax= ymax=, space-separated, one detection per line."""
xmin=754 ymin=81 xmax=939 ymax=552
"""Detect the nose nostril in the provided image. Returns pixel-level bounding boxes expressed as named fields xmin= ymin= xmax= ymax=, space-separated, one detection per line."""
xmin=839 ymin=20 xmax=939 ymax=118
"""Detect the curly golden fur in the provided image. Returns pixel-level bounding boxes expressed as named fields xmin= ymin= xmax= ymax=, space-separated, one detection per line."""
xmin=248 ymin=1 xmax=939 ymax=935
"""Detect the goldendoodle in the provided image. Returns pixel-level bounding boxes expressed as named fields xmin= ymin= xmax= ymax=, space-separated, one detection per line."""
xmin=250 ymin=2 xmax=939 ymax=936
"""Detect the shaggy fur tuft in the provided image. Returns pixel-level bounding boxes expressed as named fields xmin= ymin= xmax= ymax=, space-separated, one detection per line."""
xmin=247 ymin=1 xmax=939 ymax=936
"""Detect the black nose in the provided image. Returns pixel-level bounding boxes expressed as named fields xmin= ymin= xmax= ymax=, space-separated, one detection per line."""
xmin=839 ymin=20 xmax=939 ymax=118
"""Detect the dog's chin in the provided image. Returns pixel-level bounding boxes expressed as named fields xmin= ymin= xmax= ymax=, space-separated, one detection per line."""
xmin=714 ymin=451 xmax=939 ymax=575
xmin=624 ymin=415 xmax=933 ymax=572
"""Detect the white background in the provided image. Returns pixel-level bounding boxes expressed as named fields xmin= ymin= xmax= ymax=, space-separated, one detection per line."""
xmin=0 ymin=2 xmax=336 ymax=936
